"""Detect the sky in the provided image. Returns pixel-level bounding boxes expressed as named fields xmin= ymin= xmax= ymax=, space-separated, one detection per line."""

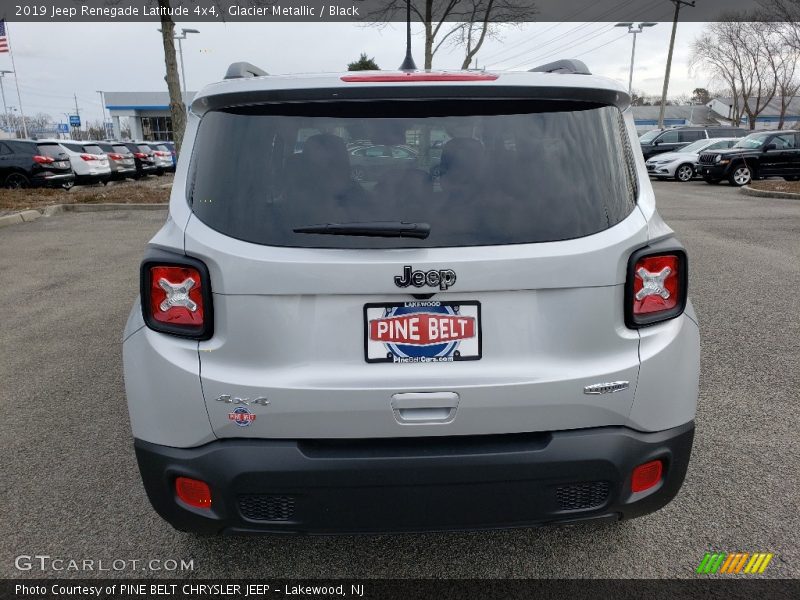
xmin=1 ymin=20 xmax=713 ymax=126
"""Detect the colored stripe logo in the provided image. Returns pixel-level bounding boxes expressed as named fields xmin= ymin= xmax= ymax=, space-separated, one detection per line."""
xmin=697 ymin=552 xmax=774 ymax=574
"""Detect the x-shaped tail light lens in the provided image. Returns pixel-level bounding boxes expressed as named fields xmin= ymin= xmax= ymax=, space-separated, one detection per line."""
xmin=149 ymin=266 xmax=205 ymax=326
xmin=632 ymin=255 xmax=680 ymax=316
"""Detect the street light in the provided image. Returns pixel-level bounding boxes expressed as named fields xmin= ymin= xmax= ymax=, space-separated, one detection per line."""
xmin=615 ymin=22 xmax=657 ymax=95
xmin=96 ymin=90 xmax=110 ymax=139
xmin=158 ymin=27 xmax=200 ymax=103
xmin=0 ymin=70 xmax=13 ymax=133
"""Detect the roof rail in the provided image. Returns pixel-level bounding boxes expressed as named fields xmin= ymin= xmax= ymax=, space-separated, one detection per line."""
xmin=224 ymin=62 xmax=268 ymax=80
xmin=529 ymin=59 xmax=591 ymax=75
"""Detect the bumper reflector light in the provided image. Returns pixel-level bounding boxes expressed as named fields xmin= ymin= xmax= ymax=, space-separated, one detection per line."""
xmin=175 ymin=477 xmax=212 ymax=509
xmin=631 ymin=460 xmax=663 ymax=493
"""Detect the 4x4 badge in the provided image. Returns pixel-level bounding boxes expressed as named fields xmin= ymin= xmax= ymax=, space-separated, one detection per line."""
xmin=394 ymin=266 xmax=457 ymax=290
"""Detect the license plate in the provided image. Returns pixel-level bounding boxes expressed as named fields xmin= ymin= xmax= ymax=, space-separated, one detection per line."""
xmin=364 ymin=301 xmax=481 ymax=364
xmin=55 ymin=161 xmax=69 ymax=168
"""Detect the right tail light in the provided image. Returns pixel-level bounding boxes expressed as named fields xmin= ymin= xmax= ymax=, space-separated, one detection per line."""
xmin=625 ymin=244 xmax=688 ymax=328
xmin=140 ymin=251 xmax=213 ymax=339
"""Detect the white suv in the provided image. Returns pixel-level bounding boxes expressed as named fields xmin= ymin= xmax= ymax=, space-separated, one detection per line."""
xmin=44 ymin=140 xmax=112 ymax=185
xmin=123 ymin=60 xmax=699 ymax=534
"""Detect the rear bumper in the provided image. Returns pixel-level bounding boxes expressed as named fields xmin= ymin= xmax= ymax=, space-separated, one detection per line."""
xmin=75 ymin=172 xmax=111 ymax=184
xmin=32 ymin=172 xmax=74 ymax=187
xmin=134 ymin=421 xmax=694 ymax=535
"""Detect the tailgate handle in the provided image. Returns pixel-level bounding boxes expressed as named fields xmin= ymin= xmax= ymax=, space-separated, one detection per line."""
xmin=391 ymin=392 xmax=459 ymax=424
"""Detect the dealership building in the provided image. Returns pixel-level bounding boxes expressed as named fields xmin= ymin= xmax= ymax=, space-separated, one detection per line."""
xmin=104 ymin=91 xmax=195 ymax=141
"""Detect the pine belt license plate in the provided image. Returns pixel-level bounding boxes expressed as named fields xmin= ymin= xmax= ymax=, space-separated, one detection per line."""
xmin=364 ymin=301 xmax=482 ymax=364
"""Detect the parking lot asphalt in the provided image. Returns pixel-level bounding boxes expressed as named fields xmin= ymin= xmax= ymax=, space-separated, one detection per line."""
xmin=1 ymin=180 xmax=798 ymax=580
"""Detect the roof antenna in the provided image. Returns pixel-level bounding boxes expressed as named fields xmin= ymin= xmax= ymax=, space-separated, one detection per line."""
xmin=398 ymin=0 xmax=417 ymax=71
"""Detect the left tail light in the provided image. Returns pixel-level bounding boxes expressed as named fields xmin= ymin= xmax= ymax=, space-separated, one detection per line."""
xmin=33 ymin=155 xmax=54 ymax=164
xmin=140 ymin=252 xmax=213 ymax=339
xmin=625 ymin=243 xmax=688 ymax=328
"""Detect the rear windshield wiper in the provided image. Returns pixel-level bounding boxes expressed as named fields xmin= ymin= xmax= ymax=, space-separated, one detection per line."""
xmin=293 ymin=221 xmax=431 ymax=239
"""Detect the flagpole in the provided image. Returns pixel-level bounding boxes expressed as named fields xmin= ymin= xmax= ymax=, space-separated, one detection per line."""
xmin=4 ymin=22 xmax=26 ymax=138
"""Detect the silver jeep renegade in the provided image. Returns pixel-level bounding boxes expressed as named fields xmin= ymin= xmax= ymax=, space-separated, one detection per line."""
xmin=123 ymin=60 xmax=699 ymax=534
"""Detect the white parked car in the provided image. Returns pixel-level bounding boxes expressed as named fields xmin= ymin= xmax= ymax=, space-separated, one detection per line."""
xmin=645 ymin=137 xmax=740 ymax=182
xmin=44 ymin=139 xmax=112 ymax=185
xmin=123 ymin=60 xmax=699 ymax=534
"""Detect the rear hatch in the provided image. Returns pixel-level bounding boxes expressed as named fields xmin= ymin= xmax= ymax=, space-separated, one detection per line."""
xmin=35 ymin=143 xmax=71 ymax=173
xmin=183 ymin=90 xmax=647 ymax=439
xmin=101 ymin=144 xmax=136 ymax=170
xmin=81 ymin=144 xmax=110 ymax=170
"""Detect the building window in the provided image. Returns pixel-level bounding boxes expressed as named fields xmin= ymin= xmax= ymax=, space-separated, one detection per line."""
xmin=140 ymin=116 xmax=173 ymax=141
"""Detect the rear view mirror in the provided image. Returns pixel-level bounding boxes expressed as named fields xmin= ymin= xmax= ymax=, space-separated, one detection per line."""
xmin=763 ymin=143 xmax=777 ymax=151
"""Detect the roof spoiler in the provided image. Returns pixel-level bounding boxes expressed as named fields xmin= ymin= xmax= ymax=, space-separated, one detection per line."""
xmin=224 ymin=62 xmax=268 ymax=80
xmin=529 ymin=60 xmax=591 ymax=75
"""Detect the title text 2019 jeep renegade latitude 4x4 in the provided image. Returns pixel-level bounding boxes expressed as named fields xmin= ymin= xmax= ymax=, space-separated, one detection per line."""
xmin=123 ymin=61 xmax=699 ymax=534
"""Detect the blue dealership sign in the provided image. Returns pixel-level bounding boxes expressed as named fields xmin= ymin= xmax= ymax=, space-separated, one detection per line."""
xmin=68 ymin=115 xmax=81 ymax=127
xmin=57 ymin=123 xmax=69 ymax=133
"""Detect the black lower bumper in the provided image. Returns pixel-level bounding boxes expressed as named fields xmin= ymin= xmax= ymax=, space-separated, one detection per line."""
xmin=700 ymin=165 xmax=727 ymax=180
xmin=134 ymin=422 xmax=694 ymax=535
xmin=33 ymin=172 xmax=74 ymax=188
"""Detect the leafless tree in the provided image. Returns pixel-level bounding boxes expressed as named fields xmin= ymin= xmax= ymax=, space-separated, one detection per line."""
xmin=690 ymin=16 xmax=777 ymax=129
xmin=763 ymin=0 xmax=800 ymax=50
xmin=764 ymin=22 xmax=800 ymax=129
xmin=367 ymin=0 xmax=536 ymax=69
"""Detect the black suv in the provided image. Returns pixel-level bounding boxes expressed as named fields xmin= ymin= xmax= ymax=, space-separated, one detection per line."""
xmin=121 ymin=142 xmax=158 ymax=178
xmin=0 ymin=140 xmax=75 ymax=189
xmin=698 ymin=130 xmax=800 ymax=186
xmin=639 ymin=126 xmax=748 ymax=160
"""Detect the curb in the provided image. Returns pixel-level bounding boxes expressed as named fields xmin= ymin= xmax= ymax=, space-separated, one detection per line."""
xmin=0 ymin=203 xmax=168 ymax=228
xmin=0 ymin=209 xmax=42 ymax=227
xmin=741 ymin=186 xmax=800 ymax=200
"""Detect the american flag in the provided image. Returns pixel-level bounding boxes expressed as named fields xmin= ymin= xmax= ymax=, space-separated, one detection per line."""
xmin=0 ymin=21 xmax=8 ymax=53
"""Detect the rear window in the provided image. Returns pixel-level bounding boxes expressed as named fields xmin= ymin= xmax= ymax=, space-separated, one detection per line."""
xmin=189 ymin=100 xmax=638 ymax=249
xmin=83 ymin=145 xmax=104 ymax=154
xmin=137 ymin=144 xmax=151 ymax=153
xmin=62 ymin=143 xmax=83 ymax=152
xmin=112 ymin=145 xmax=130 ymax=154
xmin=36 ymin=144 xmax=65 ymax=158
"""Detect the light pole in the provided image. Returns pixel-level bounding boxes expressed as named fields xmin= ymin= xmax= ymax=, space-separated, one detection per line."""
xmin=96 ymin=90 xmax=110 ymax=139
xmin=158 ymin=27 xmax=200 ymax=103
xmin=615 ymin=22 xmax=657 ymax=96
xmin=0 ymin=70 xmax=12 ymax=133
xmin=0 ymin=70 xmax=12 ymax=135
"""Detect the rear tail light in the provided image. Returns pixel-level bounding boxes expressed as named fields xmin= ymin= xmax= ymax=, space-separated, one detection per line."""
xmin=108 ymin=153 xmax=123 ymax=160
xmin=140 ymin=253 xmax=213 ymax=339
xmin=33 ymin=155 xmax=54 ymax=164
xmin=175 ymin=477 xmax=212 ymax=509
xmin=631 ymin=460 xmax=663 ymax=493
xmin=80 ymin=154 xmax=98 ymax=161
xmin=134 ymin=152 xmax=148 ymax=159
xmin=154 ymin=151 xmax=170 ymax=157
xmin=625 ymin=245 xmax=687 ymax=328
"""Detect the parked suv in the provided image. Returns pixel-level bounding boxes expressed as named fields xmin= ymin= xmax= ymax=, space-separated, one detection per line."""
xmin=639 ymin=126 xmax=747 ymax=160
xmin=123 ymin=61 xmax=700 ymax=534
xmin=95 ymin=142 xmax=137 ymax=180
xmin=645 ymin=137 xmax=740 ymax=181
xmin=121 ymin=142 xmax=157 ymax=178
xmin=0 ymin=140 xmax=74 ymax=189
xmin=55 ymin=140 xmax=112 ymax=185
xmin=698 ymin=130 xmax=800 ymax=185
